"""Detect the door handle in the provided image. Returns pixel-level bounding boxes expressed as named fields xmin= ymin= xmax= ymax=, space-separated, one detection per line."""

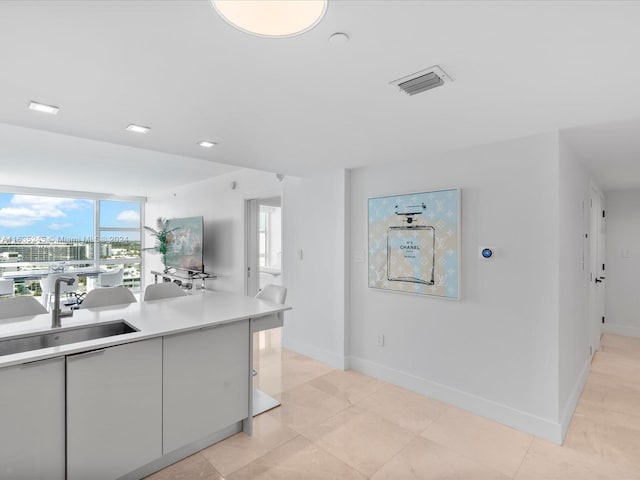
xmin=595 ymin=277 xmax=605 ymax=283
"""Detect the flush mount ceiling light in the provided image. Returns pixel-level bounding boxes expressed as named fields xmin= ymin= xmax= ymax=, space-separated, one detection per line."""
xmin=126 ymin=124 xmax=150 ymax=134
xmin=28 ymin=101 xmax=59 ymax=115
xmin=211 ymin=0 xmax=327 ymax=38
xmin=199 ymin=141 xmax=217 ymax=148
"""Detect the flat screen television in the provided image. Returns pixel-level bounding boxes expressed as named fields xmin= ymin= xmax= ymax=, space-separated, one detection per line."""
xmin=165 ymin=216 xmax=204 ymax=273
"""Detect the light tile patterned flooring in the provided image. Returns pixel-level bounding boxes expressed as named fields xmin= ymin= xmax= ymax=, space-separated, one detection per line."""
xmin=147 ymin=333 xmax=640 ymax=479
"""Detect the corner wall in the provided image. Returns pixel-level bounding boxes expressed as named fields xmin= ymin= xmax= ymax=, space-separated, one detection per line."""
xmin=557 ymin=136 xmax=591 ymax=440
xmin=281 ymin=170 xmax=350 ymax=368
xmin=349 ymin=133 xmax=563 ymax=442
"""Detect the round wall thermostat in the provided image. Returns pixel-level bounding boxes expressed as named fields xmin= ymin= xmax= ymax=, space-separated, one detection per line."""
xmin=479 ymin=247 xmax=495 ymax=259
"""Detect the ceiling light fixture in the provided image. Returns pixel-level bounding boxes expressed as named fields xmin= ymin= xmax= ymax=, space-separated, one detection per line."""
xmin=126 ymin=124 xmax=150 ymax=134
xmin=199 ymin=141 xmax=217 ymax=148
xmin=28 ymin=101 xmax=59 ymax=115
xmin=211 ymin=0 xmax=327 ymax=38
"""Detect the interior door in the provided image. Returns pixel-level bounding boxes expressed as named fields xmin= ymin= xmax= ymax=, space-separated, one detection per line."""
xmin=589 ymin=186 xmax=605 ymax=357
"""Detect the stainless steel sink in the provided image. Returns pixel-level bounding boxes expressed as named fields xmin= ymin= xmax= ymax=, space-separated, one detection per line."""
xmin=0 ymin=320 xmax=139 ymax=357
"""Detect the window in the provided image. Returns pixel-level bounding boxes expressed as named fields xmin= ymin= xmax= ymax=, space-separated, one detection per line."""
xmin=258 ymin=204 xmax=282 ymax=269
xmin=259 ymin=210 xmax=268 ymax=268
xmin=0 ymin=190 xmax=144 ymax=296
xmin=98 ymin=200 xmax=142 ymax=290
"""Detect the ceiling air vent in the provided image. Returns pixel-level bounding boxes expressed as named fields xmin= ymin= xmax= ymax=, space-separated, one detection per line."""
xmin=390 ymin=65 xmax=452 ymax=96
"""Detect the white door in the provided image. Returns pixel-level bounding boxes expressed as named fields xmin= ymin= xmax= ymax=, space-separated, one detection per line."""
xmin=589 ymin=186 xmax=605 ymax=357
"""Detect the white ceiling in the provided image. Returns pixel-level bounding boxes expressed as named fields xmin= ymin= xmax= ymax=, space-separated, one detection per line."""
xmin=563 ymin=118 xmax=640 ymax=192
xmin=1 ymin=0 xmax=640 ymax=195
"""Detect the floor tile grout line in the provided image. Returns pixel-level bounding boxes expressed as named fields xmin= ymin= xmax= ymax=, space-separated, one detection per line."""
xmin=510 ymin=435 xmax=535 ymax=479
xmin=365 ymin=431 xmax=421 ymax=479
xmin=309 ymin=426 xmax=415 ymax=479
xmin=418 ymin=430 xmax=529 ymax=479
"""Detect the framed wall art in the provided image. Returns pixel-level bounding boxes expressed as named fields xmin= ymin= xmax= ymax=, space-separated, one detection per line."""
xmin=368 ymin=188 xmax=460 ymax=299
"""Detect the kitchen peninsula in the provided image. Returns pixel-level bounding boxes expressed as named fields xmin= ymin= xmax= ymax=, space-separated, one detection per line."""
xmin=0 ymin=291 xmax=290 ymax=480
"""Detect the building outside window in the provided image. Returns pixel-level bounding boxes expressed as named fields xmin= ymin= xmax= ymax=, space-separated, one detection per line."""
xmin=0 ymin=190 xmax=144 ymax=297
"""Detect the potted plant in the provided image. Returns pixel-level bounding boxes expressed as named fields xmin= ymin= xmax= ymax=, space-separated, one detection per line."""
xmin=144 ymin=217 xmax=177 ymax=272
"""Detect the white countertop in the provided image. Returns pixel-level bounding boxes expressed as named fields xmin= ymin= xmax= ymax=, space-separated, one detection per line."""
xmin=0 ymin=291 xmax=290 ymax=369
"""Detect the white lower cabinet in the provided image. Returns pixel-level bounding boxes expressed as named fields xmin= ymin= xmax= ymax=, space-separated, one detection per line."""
xmin=0 ymin=357 xmax=65 ymax=480
xmin=66 ymin=338 xmax=162 ymax=480
xmin=163 ymin=320 xmax=250 ymax=453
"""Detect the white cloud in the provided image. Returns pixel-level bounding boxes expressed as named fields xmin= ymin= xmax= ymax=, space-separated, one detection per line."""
xmin=0 ymin=195 xmax=91 ymax=228
xmin=117 ymin=210 xmax=140 ymax=224
xmin=0 ymin=207 xmax=40 ymax=227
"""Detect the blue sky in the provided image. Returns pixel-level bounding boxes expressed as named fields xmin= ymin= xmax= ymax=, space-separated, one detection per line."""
xmin=0 ymin=193 xmax=140 ymax=240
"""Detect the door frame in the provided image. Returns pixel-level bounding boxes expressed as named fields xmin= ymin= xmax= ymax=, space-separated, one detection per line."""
xmin=244 ymin=193 xmax=284 ymax=297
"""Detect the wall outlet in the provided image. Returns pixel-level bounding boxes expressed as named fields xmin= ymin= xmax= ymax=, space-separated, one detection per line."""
xmin=353 ymin=250 xmax=365 ymax=263
xmin=377 ymin=334 xmax=385 ymax=347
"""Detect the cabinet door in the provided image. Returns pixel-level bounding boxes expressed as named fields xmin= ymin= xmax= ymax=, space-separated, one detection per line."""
xmin=0 ymin=357 xmax=65 ymax=480
xmin=66 ymin=338 xmax=162 ymax=480
xmin=163 ymin=320 xmax=249 ymax=453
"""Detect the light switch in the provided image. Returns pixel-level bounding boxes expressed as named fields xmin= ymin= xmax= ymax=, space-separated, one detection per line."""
xmin=354 ymin=250 xmax=365 ymax=263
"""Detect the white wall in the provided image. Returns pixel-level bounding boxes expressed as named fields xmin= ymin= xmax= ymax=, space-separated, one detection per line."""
xmin=145 ymin=133 xmax=595 ymax=443
xmin=281 ymin=170 xmax=349 ymax=368
xmin=557 ymin=136 xmax=592 ymax=439
xmin=349 ymin=133 xmax=564 ymax=442
xmin=603 ymin=189 xmax=640 ymax=337
xmin=145 ymin=168 xmax=350 ymax=369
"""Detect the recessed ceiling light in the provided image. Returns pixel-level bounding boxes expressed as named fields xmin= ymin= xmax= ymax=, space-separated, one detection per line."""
xmin=199 ymin=141 xmax=217 ymax=148
xmin=211 ymin=0 xmax=327 ymax=38
xmin=126 ymin=124 xmax=150 ymax=134
xmin=28 ymin=101 xmax=59 ymax=115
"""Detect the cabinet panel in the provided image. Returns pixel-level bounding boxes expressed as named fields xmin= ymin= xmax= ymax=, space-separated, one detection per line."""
xmin=67 ymin=338 xmax=162 ymax=480
xmin=0 ymin=357 xmax=65 ymax=480
xmin=163 ymin=320 xmax=249 ymax=453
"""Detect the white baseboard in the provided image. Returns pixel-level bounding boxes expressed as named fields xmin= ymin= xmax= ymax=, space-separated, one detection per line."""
xmin=282 ymin=336 xmax=347 ymax=370
xmin=348 ymin=355 xmax=563 ymax=444
xmin=559 ymin=359 xmax=590 ymax=442
xmin=602 ymin=323 xmax=640 ymax=338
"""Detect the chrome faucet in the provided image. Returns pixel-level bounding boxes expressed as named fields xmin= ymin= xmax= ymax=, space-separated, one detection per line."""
xmin=52 ymin=276 xmax=75 ymax=328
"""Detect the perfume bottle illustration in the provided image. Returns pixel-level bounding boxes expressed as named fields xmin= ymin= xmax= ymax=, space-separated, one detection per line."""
xmin=386 ymin=202 xmax=435 ymax=285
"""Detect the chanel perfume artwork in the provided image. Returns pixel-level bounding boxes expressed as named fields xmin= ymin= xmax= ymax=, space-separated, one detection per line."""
xmin=368 ymin=189 xmax=460 ymax=299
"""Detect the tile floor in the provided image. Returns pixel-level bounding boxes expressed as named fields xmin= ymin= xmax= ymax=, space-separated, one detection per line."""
xmin=147 ymin=333 xmax=640 ymax=479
